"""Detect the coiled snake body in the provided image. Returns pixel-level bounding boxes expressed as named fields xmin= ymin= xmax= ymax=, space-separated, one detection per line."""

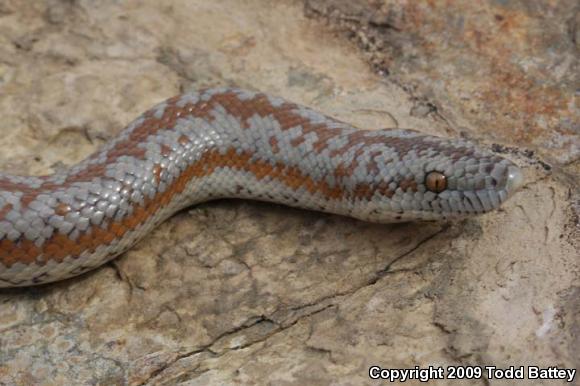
xmin=0 ymin=88 xmax=523 ymax=287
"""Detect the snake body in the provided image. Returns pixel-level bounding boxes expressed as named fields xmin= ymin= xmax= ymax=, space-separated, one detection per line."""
xmin=0 ymin=88 xmax=523 ymax=287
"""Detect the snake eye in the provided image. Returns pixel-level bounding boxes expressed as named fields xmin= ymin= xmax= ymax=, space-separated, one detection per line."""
xmin=425 ymin=171 xmax=447 ymax=193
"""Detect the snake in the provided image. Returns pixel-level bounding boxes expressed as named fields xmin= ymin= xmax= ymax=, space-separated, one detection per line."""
xmin=0 ymin=87 xmax=523 ymax=288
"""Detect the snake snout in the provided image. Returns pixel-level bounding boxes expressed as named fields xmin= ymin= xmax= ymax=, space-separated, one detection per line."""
xmin=463 ymin=160 xmax=523 ymax=215
xmin=505 ymin=165 xmax=524 ymax=196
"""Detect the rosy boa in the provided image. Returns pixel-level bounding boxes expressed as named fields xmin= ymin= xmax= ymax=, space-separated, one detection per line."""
xmin=0 ymin=88 xmax=523 ymax=287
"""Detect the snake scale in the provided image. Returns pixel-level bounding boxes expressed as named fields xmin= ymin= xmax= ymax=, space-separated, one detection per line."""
xmin=0 ymin=88 xmax=523 ymax=287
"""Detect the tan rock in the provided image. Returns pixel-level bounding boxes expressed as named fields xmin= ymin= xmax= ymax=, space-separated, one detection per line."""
xmin=0 ymin=0 xmax=577 ymax=385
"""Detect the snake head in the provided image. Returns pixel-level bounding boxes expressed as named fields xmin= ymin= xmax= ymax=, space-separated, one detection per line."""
xmin=352 ymin=130 xmax=524 ymax=222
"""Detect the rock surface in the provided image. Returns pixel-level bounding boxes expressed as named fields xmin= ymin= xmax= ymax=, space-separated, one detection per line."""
xmin=0 ymin=0 xmax=577 ymax=385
